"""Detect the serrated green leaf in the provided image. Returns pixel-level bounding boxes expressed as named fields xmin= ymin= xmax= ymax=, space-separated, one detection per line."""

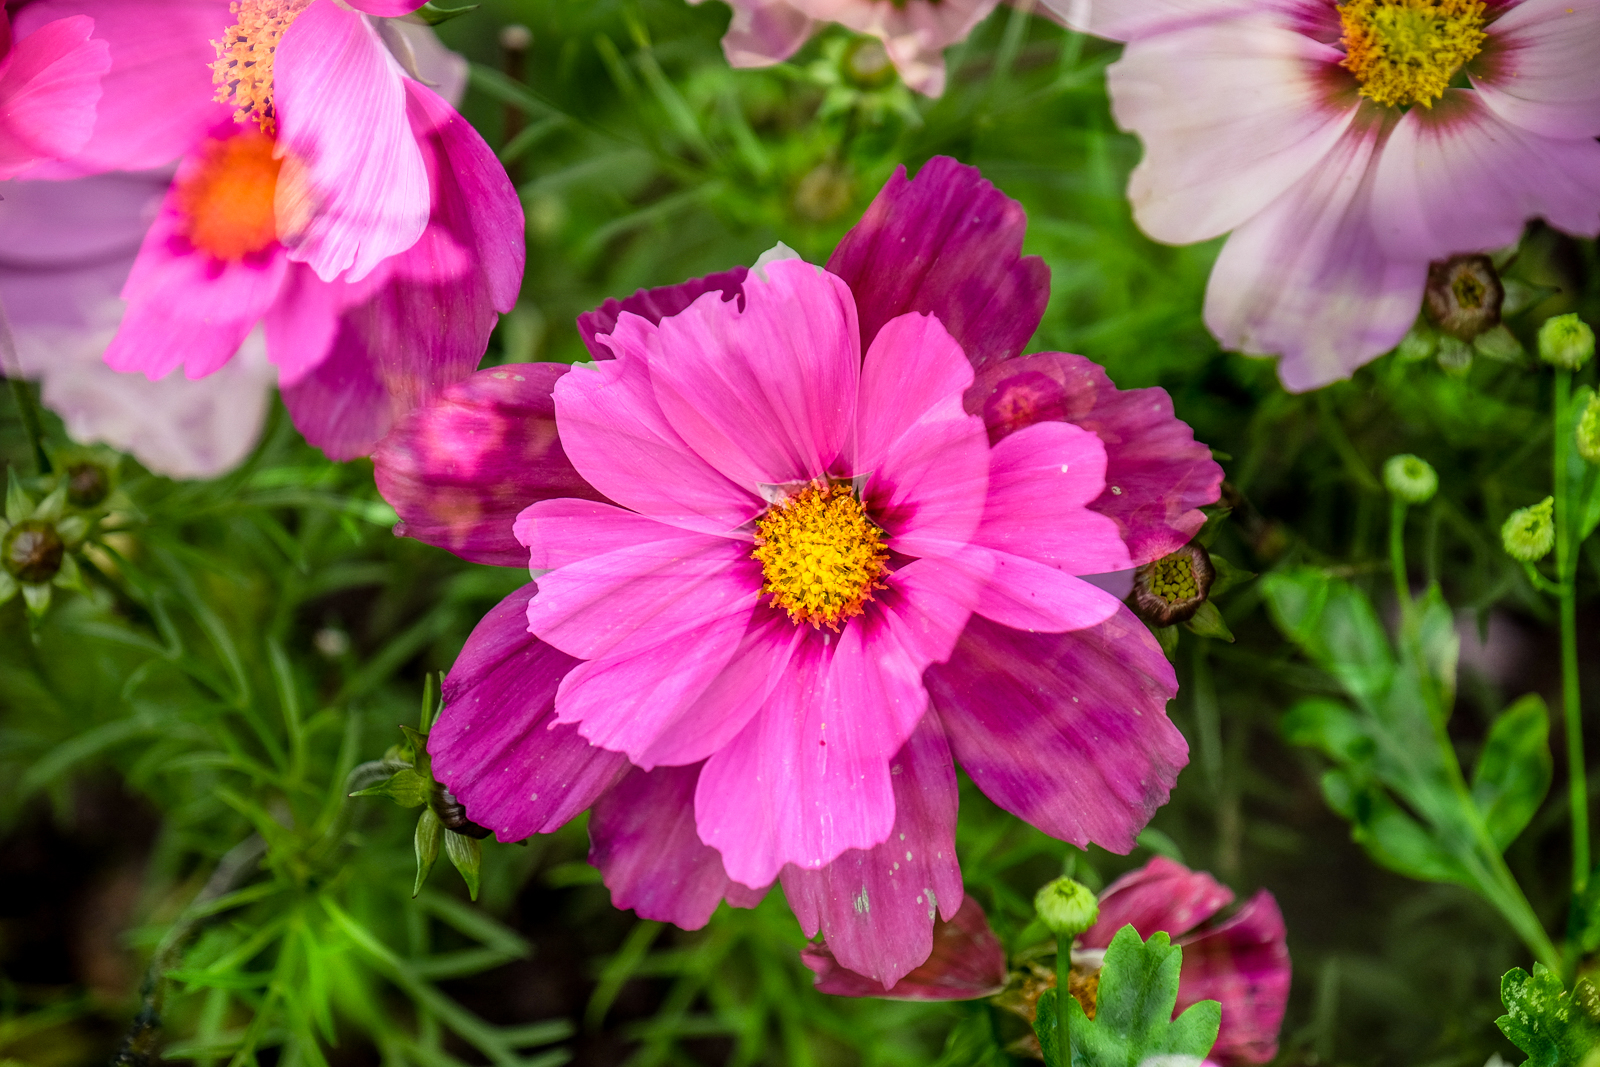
xmin=445 ymin=829 xmax=482 ymax=901
xmin=1498 ymin=965 xmax=1600 ymax=1067
xmin=414 ymin=807 xmax=441 ymax=897
xmin=1182 ymin=601 xmax=1234 ymax=642
xmin=1472 ymin=694 xmax=1552 ymax=850
xmin=350 ymin=768 xmax=432 ymax=808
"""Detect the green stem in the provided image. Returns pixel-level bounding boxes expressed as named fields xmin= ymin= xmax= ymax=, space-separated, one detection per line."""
xmin=5 ymin=375 xmax=51 ymax=475
xmin=1554 ymin=368 xmax=1589 ymax=899
xmin=1056 ymin=941 xmax=1073 ymax=1067
xmin=1389 ymin=498 xmax=1411 ymax=616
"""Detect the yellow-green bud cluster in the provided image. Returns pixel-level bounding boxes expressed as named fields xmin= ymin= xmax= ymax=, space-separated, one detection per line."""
xmin=1383 ymin=454 xmax=1438 ymax=505
xmin=1539 ymin=314 xmax=1595 ymax=370
xmin=1035 ymin=876 xmax=1100 ymax=939
xmin=1502 ymin=497 xmax=1555 ymax=562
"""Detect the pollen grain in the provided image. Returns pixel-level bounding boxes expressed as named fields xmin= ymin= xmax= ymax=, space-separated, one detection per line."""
xmin=211 ymin=0 xmax=313 ymax=134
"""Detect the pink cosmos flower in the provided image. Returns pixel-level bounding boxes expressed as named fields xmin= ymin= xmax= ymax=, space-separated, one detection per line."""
xmin=1043 ymin=0 xmax=1600 ymax=390
xmin=375 ymin=158 xmax=1222 ymax=990
xmin=691 ymin=0 xmax=1004 ymax=95
xmin=0 ymin=5 xmax=108 ymax=179
xmin=19 ymin=0 xmax=520 ymax=459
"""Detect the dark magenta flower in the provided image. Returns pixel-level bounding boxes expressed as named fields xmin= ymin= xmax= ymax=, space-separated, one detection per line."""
xmin=376 ymin=158 xmax=1222 ymax=990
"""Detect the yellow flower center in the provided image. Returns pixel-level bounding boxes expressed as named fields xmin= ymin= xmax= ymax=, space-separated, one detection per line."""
xmin=1338 ymin=0 xmax=1487 ymax=108
xmin=211 ymin=0 xmax=313 ymax=134
xmin=177 ymin=131 xmax=282 ymax=261
xmin=1147 ymin=553 xmax=1198 ymax=607
xmin=751 ymin=482 xmax=889 ymax=630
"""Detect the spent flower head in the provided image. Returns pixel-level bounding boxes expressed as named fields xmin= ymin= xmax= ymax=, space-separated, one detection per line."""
xmin=1384 ymin=454 xmax=1439 ymax=505
xmin=1539 ymin=314 xmax=1595 ymax=371
xmin=1502 ymin=497 xmax=1556 ymax=562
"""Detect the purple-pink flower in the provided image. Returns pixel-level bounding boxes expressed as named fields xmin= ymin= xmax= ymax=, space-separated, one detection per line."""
xmin=0 ymin=6 xmax=108 ymax=179
xmin=375 ymin=158 xmax=1222 ymax=991
xmin=1045 ymin=0 xmax=1600 ymax=390
xmin=692 ymin=0 xmax=1004 ymax=95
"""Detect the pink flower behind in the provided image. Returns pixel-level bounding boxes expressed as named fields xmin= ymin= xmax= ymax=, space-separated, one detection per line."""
xmin=0 ymin=10 xmax=109 ymax=178
xmin=1044 ymin=0 xmax=1600 ymax=390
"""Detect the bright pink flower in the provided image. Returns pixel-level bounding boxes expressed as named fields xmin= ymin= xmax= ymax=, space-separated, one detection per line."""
xmin=0 ymin=8 xmax=109 ymax=178
xmin=691 ymin=0 xmax=1003 ymax=95
xmin=1044 ymin=0 xmax=1600 ymax=390
xmin=17 ymin=0 xmax=521 ymax=459
xmin=377 ymin=158 xmax=1221 ymax=990
xmin=1081 ymin=857 xmax=1292 ymax=1065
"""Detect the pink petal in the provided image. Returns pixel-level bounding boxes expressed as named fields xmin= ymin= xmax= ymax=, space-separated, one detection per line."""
xmin=1473 ymin=0 xmax=1600 ymax=140
xmin=1204 ymin=111 xmax=1427 ymax=392
xmin=646 ymin=260 xmax=861 ymax=492
xmin=694 ymin=0 xmax=818 ymax=67
xmin=968 ymin=353 xmax=1223 ymax=566
xmin=0 ymin=16 xmax=110 ymax=179
xmin=927 ymin=609 xmax=1186 ymax=852
xmin=577 ymin=266 xmax=749 ymax=361
xmin=1040 ymin=0 xmax=1309 ymax=42
xmin=1373 ymin=88 xmax=1600 ymax=260
xmin=951 ymin=547 xmax=1128 ymax=634
xmin=346 ymin=0 xmax=426 ymax=13
xmin=1080 ymin=856 xmax=1235 ymax=947
xmin=782 ymin=714 xmax=964 ymax=989
xmin=1108 ymin=18 xmax=1356 ymax=244
xmin=827 ymin=157 xmax=1048 ymax=368
xmin=803 ymin=896 xmax=1008 ymax=1000
xmin=1178 ymin=890 xmax=1291 ymax=1066
xmin=852 ymin=311 xmax=989 ymax=558
xmin=553 ymin=329 xmax=761 ymax=534
xmin=274 ymin=0 xmax=428 ymax=281
xmin=13 ymin=0 xmax=231 ymax=172
xmin=520 ymin=499 xmax=757 ymax=662
xmin=790 ymin=0 xmax=999 ymax=96
xmin=432 ymin=583 xmax=630 ymax=843
xmin=372 ymin=364 xmax=603 ymax=566
xmin=590 ymin=762 xmax=770 ymax=930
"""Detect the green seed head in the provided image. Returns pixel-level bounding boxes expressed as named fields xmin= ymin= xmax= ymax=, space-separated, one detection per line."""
xmin=1539 ymin=314 xmax=1595 ymax=370
xmin=1383 ymin=454 xmax=1438 ymax=505
xmin=1502 ymin=497 xmax=1555 ymax=562
xmin=1577 ymin=395 xmax=1600 ymax=465
xmin=1035 ymin=876 xmax=1100 ymax=940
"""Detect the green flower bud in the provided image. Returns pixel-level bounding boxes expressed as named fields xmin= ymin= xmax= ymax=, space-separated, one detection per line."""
xmin=65 ymin=462 xmax=112 ymax=509
xmin=1502 ymin=497 xmax=1555 ymax=562
xmin=1539 ymin=314 xmax=1595 ymax=370
xmin=1577 ymin=394 xmax=1600 ymax=465
xmin=1035 ymin=877 xmax=1100 ymax=939
xmin=2 ymin=519 xmax=64 ymax=583
xmin=1383 ymin=454 xmax=1438 ymax=505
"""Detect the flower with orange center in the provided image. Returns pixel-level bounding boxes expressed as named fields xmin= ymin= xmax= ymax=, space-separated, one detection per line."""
xmin=176 ymin=131 xmax=282 ymax=261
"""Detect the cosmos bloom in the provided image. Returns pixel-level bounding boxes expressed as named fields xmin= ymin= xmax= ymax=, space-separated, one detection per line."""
xmin=15 ymin=0 xmax=518 ymax=459
xmin=376 ymin=158 xmax=1222 ymax=990
xmin=0 ymin=7 xmax=109 ymax=178
xmin=1043 ymin=0 xmax=1600 ymax=390
xmin=690 ymin=0 xmax=1004 ymax=95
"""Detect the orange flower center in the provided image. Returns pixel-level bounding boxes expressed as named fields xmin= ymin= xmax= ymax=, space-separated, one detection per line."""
xmin=211 ymin=0 xmax=313 ymax=134
xmin=1338 ymin=0 xmax=1487 ymax=108
xmin=176 ymin=131 xmax=282 ymax=261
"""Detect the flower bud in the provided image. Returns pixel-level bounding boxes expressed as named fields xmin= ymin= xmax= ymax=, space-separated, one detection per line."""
xmin=1035 ymin=877 xmax=1099 ymax=939
xmin=843 ymin=37 xmax=896 ymax=89
xmin=65 ymin=462 xmax=112 ymax=509
xmin=1132 ymin=543 xmax=1215 ymax=626
xmin=1383 ymin=454 xmax=1438 ymax=505
xmin=2 ymin=519 xmax=64 ymax=583
xmin=1539 ymin=314 xmax=1595 ymax=370
xmin=1424 ymin=255 xmax=1503 ymax=341
xmin=1502 ymin=497 xmax=1555 ymax=562
xmin=1577 ymin=394 xmax=1600 ymax=465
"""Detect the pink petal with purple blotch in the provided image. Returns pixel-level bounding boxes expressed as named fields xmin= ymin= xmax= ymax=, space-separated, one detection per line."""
xmin=274 ymin=0 xmax=428 ymax=282
xmin=646 ymin=261 xmax=861 ymax=492
xmin=968 ymin=353 xmax=1222 ymax=566
xmin=782 ymin=714 xmax=964 ymax=989
xmin=928 ymin=608 xmax=1186 ymax=853
xmin=1472 ymin=0 xmax=1600 ymax=140
xmin=1203 ymin=108 xmax=1427 ymax=392
xmin=577 ymin=266 xmax=749 ymax=361
xmin=1179 ymin=890 xmax=1291 ymax=1065
xmin=0 ymin=16 xmax=109 ymax=179
xmin=851 ymin=312 xmax=989 ymax=558
xmin=826 ymin=157 xmax=1048 ymax=368
xmin=590 ymin=762 xmax=770 ymax=930
xmin=693 ymin=0 xmax=817 ymax=68
xmin=14 ymin=0 xmax=230 ymax=172
xmin=432 ymin=584 xmax=630 ymax=843
xmin=803 ymin=896 xmax=1008 ymax=1000
xmin=1107 ymin=16 xmax=1356 ymax=245
xmin=1373 ymin=88 xmax=1600 ymax=260
xmin=1081 ymin=855 xmax=1235 ymax=945
xmin=373 ymin=364 xmax=603 ymax=567
xmin=554 ymin=325 xmax=761 ymax=534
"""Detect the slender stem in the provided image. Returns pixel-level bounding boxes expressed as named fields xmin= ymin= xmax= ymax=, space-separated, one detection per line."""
xmin=5 ymin=375 xmax=51 ymax=475
xmin=1554 ymin=368 xmax=1589 ymax=899
xmin=1389 ymin=498 xmax=1411 ymax=617
xmin=1056 ymin=942 xmax=1073 ymax=1067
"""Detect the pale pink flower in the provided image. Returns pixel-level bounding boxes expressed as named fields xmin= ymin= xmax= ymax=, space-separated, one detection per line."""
xmin=0 ymin=6 xmax=108 ymax=178
xmin=1044 ymin=0 xmax=1600 ymax=390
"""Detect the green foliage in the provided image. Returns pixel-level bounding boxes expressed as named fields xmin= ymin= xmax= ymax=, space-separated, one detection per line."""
xmin=1498 ymin=966 xmax=1600 ymax=1067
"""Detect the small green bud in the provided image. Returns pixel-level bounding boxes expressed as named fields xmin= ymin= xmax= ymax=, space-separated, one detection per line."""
xmin=64 ymin=462 xmax=112 ymax=509
xmin=1383 ymin=454 xmax=1438 ymax=505
xmin=1035 ymin=877 xmax=1100 ymax=939
xmin=1539 ymin=313 xmax=1595 ymax=370
xmin=1577 ymin=394 xmax=1600 ymax=465
xmin=1502 ymin=497 xmax=1556 ymax=562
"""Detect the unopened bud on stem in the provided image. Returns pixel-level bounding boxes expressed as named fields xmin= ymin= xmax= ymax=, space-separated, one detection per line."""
xmin=1383 ymin=454 xmax=1438 ymax=505
xmin=1035 ymin=877 xmax=1099 ymax=940
xmin=1502 ymin=497 xmax=1555 ymax=562
xmin=1539 ymin=314 xmax=1594 ymax=370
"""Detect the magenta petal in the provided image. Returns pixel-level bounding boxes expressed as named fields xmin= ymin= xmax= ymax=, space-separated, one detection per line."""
xmin=928 ymin=609 xmax=1186 ymax=852
xmin=1080 ymin=855 xmax=1234 ymax=947
xmin=969 ymin=353 xmax=1222 ymax=566
xmin=346 ymin=0 xmax=426 ymax=12
xmin=432 ymin=584 xmax=630 ymax=842
xmin=1473 ymin=0 xmax=1600 ymax=140
xmin=578 ymin=266 xmax=749 ymax=361
xmin=1178 ymin=890 xmax=1291 ymax=1066
xmin=647 ymin=260 xmax=860 ymax=491
xmin=373 ymin=364 xmax=603 ymax=567
xmin=0 ymin=16 xmax=110 ymax=179
xmin=274 ymin=0 xmax=428 ymax=281
xmin=590 ymin=762 xmax=770 ymax=930
xmin=826 ymin=156 xmax=1048 ymax=368
xmin=802 ymin=896 xmax=1008 ymax=1000
xmin=781 ymin=714 xmax=964 ymax=989
xmin=953 ymin=547 xmax=1128 ymax=634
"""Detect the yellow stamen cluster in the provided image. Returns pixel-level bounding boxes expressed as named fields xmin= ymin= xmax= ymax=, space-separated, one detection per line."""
xmin=752 ymin=482 xmax=889 ymax=630
xmin=1339 ymin=0 xmax=1487 ymax=108
xmin=211 ymin=0 xmax=313 ymax=134
xmin=1147 ymin=553 xmax=1198 ymax=607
